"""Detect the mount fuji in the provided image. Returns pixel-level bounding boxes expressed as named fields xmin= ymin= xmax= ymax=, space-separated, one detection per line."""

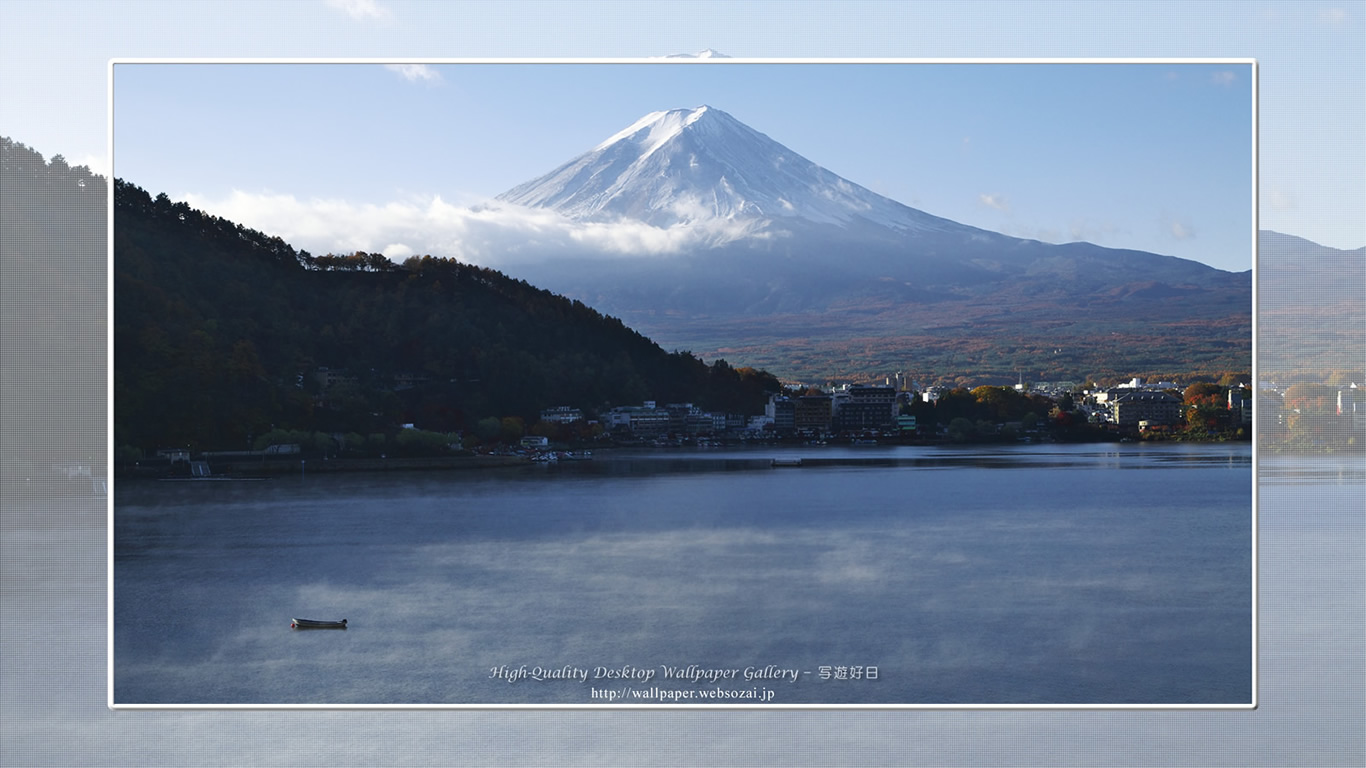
xmin=496 ymin=106 xmax=1250 ymax=383
xmin=497 ymin=105 xmax=964 ymax=235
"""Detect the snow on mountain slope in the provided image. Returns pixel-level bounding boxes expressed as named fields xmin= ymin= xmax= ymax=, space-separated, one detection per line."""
xmin=660 ymin=49 xmax=731 ymax=59
xmin=486 ymin=106 xmax=1247 ymax=381
xmin=496 ymin=106 xmax=968 ymax=236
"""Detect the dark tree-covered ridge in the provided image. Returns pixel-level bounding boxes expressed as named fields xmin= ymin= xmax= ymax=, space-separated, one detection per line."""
xmin=2 ymin=137 xmax=108 ymax=471
xmin=113 ymin=179 xmax=780 ymax=452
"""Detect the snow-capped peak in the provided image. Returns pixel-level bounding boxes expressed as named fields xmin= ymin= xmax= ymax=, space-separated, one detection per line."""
xmin=496 ymin=105 xmax=964 ymax=236
xmin=593 ymin=105 xmax=712 ymax=157
xmin=659 ymin=49 xmax=731 ymax=59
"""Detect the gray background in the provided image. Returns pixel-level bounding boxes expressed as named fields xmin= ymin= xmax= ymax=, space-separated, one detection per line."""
xmin=2 ymin=1 xmax=1362 ymax=765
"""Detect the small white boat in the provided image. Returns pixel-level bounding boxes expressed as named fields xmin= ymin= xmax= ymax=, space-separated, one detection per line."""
xmin=291 ymin=618 xmax=347 ymax=629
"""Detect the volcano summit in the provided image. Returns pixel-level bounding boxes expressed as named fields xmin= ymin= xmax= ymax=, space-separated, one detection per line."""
xmin=497 ymin=106 xmax=1250 ymax=383
xmin=498 ymin=105 xmax=966 ymax=235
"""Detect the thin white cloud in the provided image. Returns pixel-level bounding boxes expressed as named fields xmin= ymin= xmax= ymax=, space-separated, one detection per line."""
xmin=385 ymin=64 xmax=441 ymax=83
xmin=382 ymin=242 xmax=414 ymax=260
xmin=1162 ymin=213 xmax=1197 ymax=241
xmin=77 ymin=152 xmax=110 ymax=179
xmin=1318 ymin=7 xmax=1347 ymax=25
xmin=978 ymin=193 xmax=1009 ymax=212
xmin=1265 ymin=187 xmax=1297 ymax=212
xmin=324 ymin=0 xmax=391 ymax=20
xmin=178 ymin=190 xmax=765 ymax=268
xmin=1211 ymin=71 xmax=1237 ymax=87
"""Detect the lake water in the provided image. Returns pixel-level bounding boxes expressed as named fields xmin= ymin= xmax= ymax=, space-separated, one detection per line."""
xmin=112 ymin=442 xmax=1252 ymax=706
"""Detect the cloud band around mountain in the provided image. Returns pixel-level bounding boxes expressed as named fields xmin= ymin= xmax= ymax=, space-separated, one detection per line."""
xmin=179 ymin=190 xmax=767 ymax=267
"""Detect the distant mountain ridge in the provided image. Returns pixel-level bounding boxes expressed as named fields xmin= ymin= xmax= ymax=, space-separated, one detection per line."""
xmin=495 ymin=108 xmax=1252 ymax=383
xmin=1257 ymin=230 xmax=1364 ymax=380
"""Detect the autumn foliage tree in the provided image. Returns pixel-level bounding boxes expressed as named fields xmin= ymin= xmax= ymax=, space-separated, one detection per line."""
xmin=1179 ymin=382 xmax=1230 ymax=434
xmin=1281 ymin=382 xmax=1338 ymax=446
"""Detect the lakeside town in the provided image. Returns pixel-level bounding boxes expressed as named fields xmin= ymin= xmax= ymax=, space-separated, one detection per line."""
xmin=95 ymin=176 xmax=1274 ymax=482
xmin=105 ymin=371 xmax=1363 ymax=480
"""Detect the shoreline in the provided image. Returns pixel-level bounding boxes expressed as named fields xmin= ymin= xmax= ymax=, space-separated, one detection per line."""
xmin=117 ymin=453 xmax=533 ymax=480
xmin=112 ymin=434 xmax=1266 ymax=481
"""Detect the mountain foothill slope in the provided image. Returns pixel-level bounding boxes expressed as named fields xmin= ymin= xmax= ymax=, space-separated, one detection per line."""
xmin=496 ymin=106 xmax=1252 ymax=384
xmin=1257 ymin=231 xmax=1365 ymax=380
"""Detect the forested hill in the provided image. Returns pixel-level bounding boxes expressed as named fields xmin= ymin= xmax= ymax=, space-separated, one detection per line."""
xmin=114 ymin=180 xmax=780 ymax=452
xmin=1 ymin=137 xmax=107 ymax=471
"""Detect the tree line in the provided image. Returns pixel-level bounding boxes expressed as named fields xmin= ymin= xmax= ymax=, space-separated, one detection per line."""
xmin=114 ymin=180 xmax=781 ymax=456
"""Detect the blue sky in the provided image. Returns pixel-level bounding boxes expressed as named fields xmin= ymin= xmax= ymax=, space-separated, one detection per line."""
xmin=3 ymin=0 xmax=1360 ymax=265
xmin=111 ymin=60 xmax=1255 ymax=271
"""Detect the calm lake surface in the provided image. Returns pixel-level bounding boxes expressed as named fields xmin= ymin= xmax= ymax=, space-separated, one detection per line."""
xmin=113 ymin=442 xmax=1252 ymax=705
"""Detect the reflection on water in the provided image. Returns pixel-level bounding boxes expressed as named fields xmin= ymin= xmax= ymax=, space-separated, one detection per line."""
xmin=113 ymin=443 xmax=1252 ymax=706
xmin=1259 ymin=452 xmax=1365 ymax=485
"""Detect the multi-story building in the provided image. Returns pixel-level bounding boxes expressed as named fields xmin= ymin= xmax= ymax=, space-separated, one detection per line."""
xmin=1111 ymin=390 xmax=1182 ymax=427
xmin=723 ymin=413 xmax=749 ymax=433
xmin=663 ymin=403 xmax=717 ymax=435
xmin=540 ymin=406 xmax=584 ymax=425
xmin=794 ymin=394 xmax=833 ymax=434
xmin=1337 ymin=385 xmax=1363 ymax=417
xmin=711 ymin=412 xmax=729 ymax=433
xmin=1092 ymin=388 xmax=1126 ymax=404
xmin=766 ymin=395 xmax=796 ymax=434
xmin=1227 ymin=387 xmax=1252 ymax=427
xmin=602 ymin=402 xmax=672 ymax=437
xmin=1339 ymin=385 xmax=1366 ymax=433
xmin=834 ymin=385 xmax=898 ymax=431
xmin=312 ymin=367 xmax=359 ymax=390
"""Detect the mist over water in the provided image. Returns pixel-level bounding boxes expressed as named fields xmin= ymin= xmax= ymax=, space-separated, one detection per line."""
xmin=113 ymin=443 xmax=1252 ymax=705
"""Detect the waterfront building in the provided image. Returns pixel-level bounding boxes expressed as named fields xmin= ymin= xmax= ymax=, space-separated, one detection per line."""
xmin=603 ymin=403 xmax=672 ymax=437
xmin=1111 ymin=390 xmax=1182 ymax=427
xmin=540 ymin=406 xmax=584 ymax=424
xmin=1228 ymin=387 xmax=1253 ymax=426
xmin=794 ymin=394 xmax=833 ymax=434
xmin=766 ymin=395 xmax=796 ymax=434
xmin=834 ymin=385 xmax=898 ymax=431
